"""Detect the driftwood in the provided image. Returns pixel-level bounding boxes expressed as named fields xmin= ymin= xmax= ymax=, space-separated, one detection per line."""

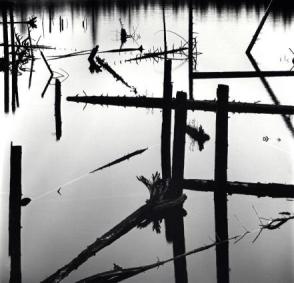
xmin=41 ymin=172 xmax=186 ymax=283
xmin=66 ymin=95 xmax=294 ymax=115
xmin=75 ymin=236 xmax=235 ymax=283
xmin=183 ymin=179 xmax=294 ymax=198
xmin=90 ymin=148 xmax=148 ymax=173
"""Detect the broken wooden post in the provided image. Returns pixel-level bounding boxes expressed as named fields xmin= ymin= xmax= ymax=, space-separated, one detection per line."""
xmin=161 ymin=59 xmax=172 ymax=179
xmin=214 ymin=84 xmax=229 ymax=283
xmin=55 ymin=79 xmax=62 ymax=141
xmin=9 ymin=143 xmax=22 ymax=283
xmin=2 ymin=7 xmax=9 ymax=113
xmin=171 ymin=91 xmax=187 ymax=198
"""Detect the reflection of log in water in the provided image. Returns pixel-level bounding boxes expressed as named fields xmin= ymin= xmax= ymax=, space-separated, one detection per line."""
xmin=41 ymin=195 xmax=186 ymax=283
xmin=67 ymin=95 xmax=294 ymax=115
xmin=10 ymin=7 xmax=19 ymax=113
xmin=214 ymin=84 xmax=229 ymax=283
xmin=55 ymin=79 xmax=62 ymax=141
xmin=2 ymin=7 xmax=9 ymax=113
xmin=9 ymin=143 xmax=22 ymax=283
xmin=40 ymin=51 xmax=53 ymax=97
xmin=183 ymin=179 xmax=294 ymax=198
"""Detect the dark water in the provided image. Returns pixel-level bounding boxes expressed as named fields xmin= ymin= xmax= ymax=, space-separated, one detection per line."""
xmin=0 ymin=1 xmax=294 ymax=282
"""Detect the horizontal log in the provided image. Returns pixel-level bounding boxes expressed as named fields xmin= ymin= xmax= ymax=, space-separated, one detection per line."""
xmin=192 ymin=71 xmax=294 ymax=79
xmin=67 ymin=95 xmax=294 ymax=115
xmin=183 ymin=179 xmax=294 ymax=198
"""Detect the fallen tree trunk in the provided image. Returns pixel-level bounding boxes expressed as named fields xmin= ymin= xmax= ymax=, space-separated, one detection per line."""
xmin=41 ymin=195 xmax=186 ymax=283
xmin=183 ymin=179 xmax=294 ymax=198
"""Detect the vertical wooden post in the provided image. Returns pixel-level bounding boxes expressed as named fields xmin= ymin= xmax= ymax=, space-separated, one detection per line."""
xmin=188 ymin=0 xmax=193 ymax=100
xmin=161 ymin=59 xmax=172 ymax=179
xmin=9 ymin=143 xmax=22 ymax=283
xmin=168 ymin=92 xmax=188 ymax=282
xmin=171 ymin=91 xmax=187 ymax=198
xmin=55 ymin=79 xmax=62 ymax=141
xmin=49 ymin=7 xmax=52 ymax=33
xmin=2 ymin=6 xmax=10 ymax=113
xmin=214 ymin=84 xmax=229 ymax=283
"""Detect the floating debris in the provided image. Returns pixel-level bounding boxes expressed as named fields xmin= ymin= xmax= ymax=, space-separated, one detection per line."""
xmin=90 ymin=147 xmax=148 ymax=173
xmin=186 ymin=121 xmax=210 ymax=151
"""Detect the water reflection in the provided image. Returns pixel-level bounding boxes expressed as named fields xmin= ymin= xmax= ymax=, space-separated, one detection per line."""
xmin=1 ymin=1 xmax=294 ymax=283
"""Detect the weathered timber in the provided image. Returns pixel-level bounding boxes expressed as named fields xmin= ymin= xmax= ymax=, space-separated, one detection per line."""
xmin=193 ymin=70 xmax=294 ymax=79
xmin=67 ymin=95 xmax=294 ymax=115
xmin=41 ymin=195 xmax=186 ymax=283
xmin=55 ymin=79 xmax=62 ymax=141
xmin=214 ymin=84 xmax=229 ymax=283
xmin=89 ymin=147 xmax=148 ymax=173
xmin=9 ymin=143 xmax=22 ymax=283
xmin=125 ymin=47 xmax=188 ymax=62
xmin=183 ymin=179 xmax=294 ymax=198
xmin=161 ymin=59 xmax=172 ymax=179
xmin=76 ymin=235 xmax=235 ymax=283
xmin=171 ymin=91 xmax=187 ymax=198
xmin=2 ymin=7 xmax=9 ymax=113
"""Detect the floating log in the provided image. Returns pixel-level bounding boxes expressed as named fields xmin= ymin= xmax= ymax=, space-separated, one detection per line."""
xmin=193 ymin=70 xmax=294 ymax=79
xmin=183 ymin=179 xmax=294 ymax=198
xmin=41 ymin=194 xmax=186 ymax=283
xmin=89 ymin=147 xmax=148 ymax=173
xmin=67 ymin=95 xmax=294 ymax=115
xmin=214 ymin=85 xmax=229 ymax=283
xmin=9 ymin=143 xmax=22 ymax=283
xmin=55 ymin=79 xmax=62 ymax=141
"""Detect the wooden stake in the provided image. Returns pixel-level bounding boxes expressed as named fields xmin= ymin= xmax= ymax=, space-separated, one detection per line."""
xmin=9 ymin=143 xmax=22 ymax=283
xmin=214 ymin=84 xmax=229 ymax=283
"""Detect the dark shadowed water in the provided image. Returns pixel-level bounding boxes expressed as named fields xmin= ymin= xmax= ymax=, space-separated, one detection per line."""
xmin=0 ymin=1 xmax=294 ymax=282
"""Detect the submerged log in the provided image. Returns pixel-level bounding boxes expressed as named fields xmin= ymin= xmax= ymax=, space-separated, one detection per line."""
xmin=183 ymin=179 xmax=294 ymax=198
xmin=67 ymin=95 xmax=294 ymax=115
xmin=41 ymin=194 xmax=186 ymax=283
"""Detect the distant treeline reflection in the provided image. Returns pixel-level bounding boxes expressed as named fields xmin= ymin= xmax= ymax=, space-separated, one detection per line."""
xmin=3 ymin=0 xmax=294 ymax=24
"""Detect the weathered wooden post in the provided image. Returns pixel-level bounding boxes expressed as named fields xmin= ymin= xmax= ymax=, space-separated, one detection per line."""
xmin=168 ymin=91 xmax=188 ymax=283
xmin=171 ymin=91 xmax=187 ymax=198
xmin=9 ymin=143 xmax=22 ymax=283
xmin=55 ymin=79 xmax=62 ymax=141
xmin=2 ymin=6 xmax=9 ymax=113
xmin=161 ymin=59 xmax=172 ymax=179
xmin=214 ymin=84 xmax=229 ymax=283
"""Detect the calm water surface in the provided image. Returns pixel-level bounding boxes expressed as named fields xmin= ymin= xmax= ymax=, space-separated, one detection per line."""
xmin=0 ymin=2 xmax=294 ymax=282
